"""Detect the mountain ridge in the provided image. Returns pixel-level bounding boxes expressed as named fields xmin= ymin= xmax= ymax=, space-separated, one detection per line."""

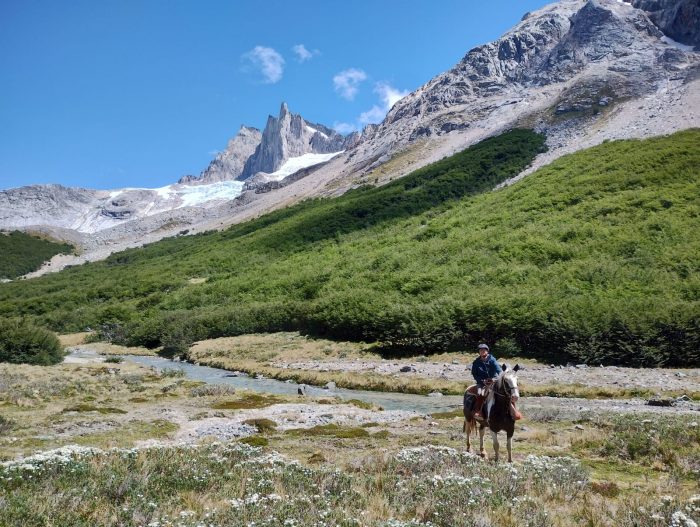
xmin=1 ymin=0 xmax=698 ymax=275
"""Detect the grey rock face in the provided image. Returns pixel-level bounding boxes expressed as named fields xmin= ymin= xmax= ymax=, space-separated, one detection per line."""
xmin=179 ymin=126 xmax=262 ymax=184
xmin=239 ymin=102 xmax=351 ymax=180
xmin=0 ymin=185 xmax=102 ymax=231
xmin=347 ymin=0 xmax=698 ymax=174
xmin=630 ymin=0 xmax=700 ymax=49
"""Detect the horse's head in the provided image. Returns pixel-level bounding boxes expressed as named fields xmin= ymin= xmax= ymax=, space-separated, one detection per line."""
xmin=500 ymin=363 xmax=520 ymax=403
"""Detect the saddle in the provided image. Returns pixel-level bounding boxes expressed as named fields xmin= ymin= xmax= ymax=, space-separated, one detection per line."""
xmin=465 ymin=383 xmax=521 ymax=421
xmin=465 ymin=384 xmax=493 ymax=421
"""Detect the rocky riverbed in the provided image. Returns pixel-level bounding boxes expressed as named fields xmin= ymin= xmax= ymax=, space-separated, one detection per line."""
xmin=271 ymin=357 xmax=700 ymax=394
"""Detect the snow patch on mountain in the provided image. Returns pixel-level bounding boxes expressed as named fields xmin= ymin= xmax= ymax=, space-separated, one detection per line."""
xmin=267 ymin=151 xmax=343 ymax=182
xmin=661 ymin=35 xmax=695 ymax=51
xmin=175 ymin=181 xmax=245 ymax=207
xmin=305 ymin=125 xmax=328 ymax=139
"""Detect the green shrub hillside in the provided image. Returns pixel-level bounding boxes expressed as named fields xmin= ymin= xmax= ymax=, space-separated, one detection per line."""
xmin=0 ymin=231 xmax=74 ymax=279
xmin=0 ymin=318 xmax=64 ymax=365
xmin=0 ymin=129 xmax=697 ymax=366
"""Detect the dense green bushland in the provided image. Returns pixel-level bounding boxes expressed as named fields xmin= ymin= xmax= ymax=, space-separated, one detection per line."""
xmin=0 ymin=129 xmax=698 ymax=366
xmin=0 ymin=230 xmax=74 ymax=279
xmin=0 ymin=318 xmax=64 ymax=365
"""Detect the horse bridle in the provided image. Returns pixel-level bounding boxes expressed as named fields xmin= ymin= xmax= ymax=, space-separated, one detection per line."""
xmin=495 ymin=373 xmax=519 ymax=400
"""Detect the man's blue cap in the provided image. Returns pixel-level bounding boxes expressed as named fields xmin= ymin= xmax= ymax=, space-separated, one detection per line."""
xmin=478 ymin=343 xmax=489 ymax=350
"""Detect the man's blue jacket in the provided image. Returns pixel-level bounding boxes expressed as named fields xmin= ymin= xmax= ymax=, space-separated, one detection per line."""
xmin=471 ymin=354 xmax=503 ymax=387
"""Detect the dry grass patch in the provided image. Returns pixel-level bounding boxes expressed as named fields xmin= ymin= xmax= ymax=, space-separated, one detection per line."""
xmin=190 ymin=332 xmax=372 ymax=363
xmin=430 ymin=409 xmax=463 ymax=420
xmin=0 ymin=361 xmax=197 ymax=457
xmin=521 ymin=382 xmax=699 ymax=400
xmin=79 ymin=342 xmax=157 ymax=356
xmin=242 ymin=418 xmax=278 ymax=433
xmin=71 ymin=419 xmax=179 ymax=448
xmin=58 ymin=332 xmax=91 ymax=346
xmin=62 ymin=403 xmax=127 ymax=414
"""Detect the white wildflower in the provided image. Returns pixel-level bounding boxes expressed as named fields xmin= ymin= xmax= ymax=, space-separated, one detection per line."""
xmin=670 ymin=511 xmax=698 ymax=527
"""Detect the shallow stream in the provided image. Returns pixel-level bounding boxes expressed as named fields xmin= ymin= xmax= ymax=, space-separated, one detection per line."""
xmin=70 ymin=350 xmax=463 ymax=413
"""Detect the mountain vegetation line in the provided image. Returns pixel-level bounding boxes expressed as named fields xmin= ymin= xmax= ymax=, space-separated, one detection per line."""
xmin=0 ymin=129 xmax=697 ymax=366
xmin=0 ymin=231 xmax=73 ymax=280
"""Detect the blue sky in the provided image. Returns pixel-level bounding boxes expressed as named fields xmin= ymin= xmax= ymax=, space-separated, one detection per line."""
xmin=0 ymin=0 xmax=550 ymax=190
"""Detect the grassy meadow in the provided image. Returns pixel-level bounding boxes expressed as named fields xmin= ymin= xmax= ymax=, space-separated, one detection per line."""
xmin=0 ymin=129 xmax=698 ymax=366
xmin=1 ymin=359 xmax=699 ymax=527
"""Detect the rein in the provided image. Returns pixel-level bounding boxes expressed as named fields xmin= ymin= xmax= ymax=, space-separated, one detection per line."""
xmin=494 ymin=374 xmax=516 ymax=398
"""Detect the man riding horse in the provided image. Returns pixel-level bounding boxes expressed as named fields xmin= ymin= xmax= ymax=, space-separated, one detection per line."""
xmin=469 ymin=343 xmax=501 ymax=422
xmin=463 ymin=343 xmax=523 ymax=462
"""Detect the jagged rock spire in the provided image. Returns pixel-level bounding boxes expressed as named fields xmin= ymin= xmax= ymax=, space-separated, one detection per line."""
xmin=239 ymin=102 xmax=354 ymax=180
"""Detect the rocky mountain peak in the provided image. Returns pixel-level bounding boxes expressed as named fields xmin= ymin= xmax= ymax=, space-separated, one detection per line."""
xmin=179 ymin=125 xmax=262 ymax=185
xmin=239 ymin=102 xmax=354 ymax=180
xmin=279 ymin=101 xmax=290 ymax=118
xmin=348 ymin=0 xmax=698 ymax=170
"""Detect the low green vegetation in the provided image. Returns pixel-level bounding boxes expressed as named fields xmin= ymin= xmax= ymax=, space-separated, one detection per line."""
xmin=285 ymin=423 xmax=372 ymax=439
xmin=0 ymin=130 xmax=698 ymax=365
xmin=0 ymin=230 xmax=73 ymax=279
xmin=573 ymin=414 xmax=700 ymax=477
xmin=2 ymin=441 xmax=698 ymax=527
xmin=1 ymin=360 xmax=698 ymax=526
xmin=211 ymin=393 xmax=282 ymax=410
xmin=0 ymin=318 xmax=64 ymax=365
xmin=61 ymin=403 xmax=127 ymax=414
xmin=242 ymin=418 xmax=278 ymax=433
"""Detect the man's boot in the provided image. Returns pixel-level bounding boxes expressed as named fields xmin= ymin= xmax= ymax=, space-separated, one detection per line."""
xmin=474 ymin=395 xmax=485 ymax=421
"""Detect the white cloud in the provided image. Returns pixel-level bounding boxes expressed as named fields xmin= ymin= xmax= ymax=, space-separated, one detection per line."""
xmin=350 ymin=82 xmax=410 ymax=129
xmin=292 ymin=44 xmax=319 ymax=63
xmin=333 ymin=121 xmax=358 ymax=134
xmin=375 ymin=82 xmax=409 ymax=110
xmin=333 ymin=68 xmax=367 ymax=100
xmin=358 ymin=105 xmax=386 ymax=126
xmin=242 ymin=46 xmax=285 ymax=84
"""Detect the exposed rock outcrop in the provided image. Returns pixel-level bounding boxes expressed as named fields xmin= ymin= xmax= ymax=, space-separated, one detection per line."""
xmin=179 ymin=126 xmax=262 ymax=185
xmin=343 ymin=0 xmax=698 ymax=180
xmin=630 ymin=0 xmax=700 ymax=50
xmin=239 ymin=103 xmax=356 ymax=180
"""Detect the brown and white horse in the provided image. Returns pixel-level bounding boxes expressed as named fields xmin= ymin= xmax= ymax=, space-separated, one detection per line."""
xmin=463 ymin=364 xmax=520 ymax=462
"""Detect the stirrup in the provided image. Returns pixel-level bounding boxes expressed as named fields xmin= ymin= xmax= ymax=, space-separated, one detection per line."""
xmin=474 ymin=412 xmax=485 ymax=422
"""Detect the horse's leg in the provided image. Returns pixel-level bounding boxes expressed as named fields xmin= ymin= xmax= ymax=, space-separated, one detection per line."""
xmin=479 ymin=425 xmax=486 ymax=459
xmin=491 ymin=430 xmax=500 ymax=463
xmin=506 ymin=433 xmax=513 ymax=463
xmin=464 ymin=419 xmax=471 ymax=452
